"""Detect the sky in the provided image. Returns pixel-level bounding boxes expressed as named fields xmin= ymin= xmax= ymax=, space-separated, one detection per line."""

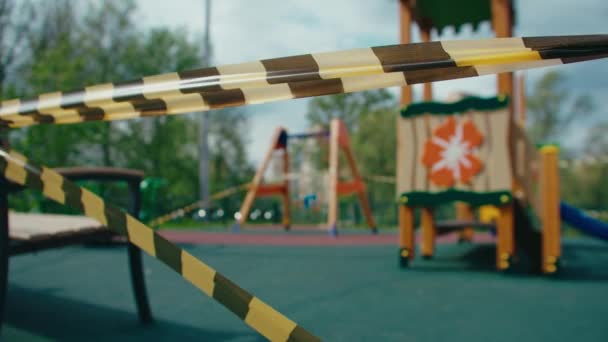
xmin=137 ymin=0 xmax=608 ymax=163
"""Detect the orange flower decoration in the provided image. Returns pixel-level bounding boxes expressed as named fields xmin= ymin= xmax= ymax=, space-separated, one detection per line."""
xmin=421 ymin=117 xmax=484 ymax=187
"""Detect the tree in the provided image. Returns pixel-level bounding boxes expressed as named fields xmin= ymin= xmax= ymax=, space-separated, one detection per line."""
xmin=306 ymin=90 xmax=395 ymax=132
xmin=526 ymin=71 xmax=594 ymax=144
xmin=3 ymin=0 xmax=254 ymax=218
xmin=0 ymin=0 xmax=30 ymax=98
xmin=584 ymin=121 xmax=608 ymax=159
xmin=527 ymin=72 xmax=606 ymax=216
xmin=304 ymin=90 xmax=399 ymax=225
xmin=579 ymin=122 xmax=608 ymax=212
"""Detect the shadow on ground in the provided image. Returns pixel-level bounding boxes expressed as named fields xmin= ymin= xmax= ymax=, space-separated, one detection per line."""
xmin=404 ymin=240 xmax=608 ymax=282
xmin=5 ymin=286 xmax=260 ymax=342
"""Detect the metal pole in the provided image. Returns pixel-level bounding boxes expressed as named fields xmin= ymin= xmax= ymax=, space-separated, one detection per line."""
xmin=198 ymin=0 xmax=212 ymax=209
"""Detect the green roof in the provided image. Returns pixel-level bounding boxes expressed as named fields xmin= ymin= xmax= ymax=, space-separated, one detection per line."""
xmin=400 ymin=95 xmax=509 ymax=118
xmin=410 ymin=0 xmax=515 ymax=34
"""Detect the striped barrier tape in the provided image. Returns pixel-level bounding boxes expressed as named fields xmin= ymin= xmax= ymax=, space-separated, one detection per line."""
xmin=0 ymin=149 xmax=318 ymax=342
xmin=149 ymin=182 xmax=250 ymax=227
xmin=0 ymin=35 xmax=606 ymax=128
xmin=1 ymin=34 xmax=607 ymax=339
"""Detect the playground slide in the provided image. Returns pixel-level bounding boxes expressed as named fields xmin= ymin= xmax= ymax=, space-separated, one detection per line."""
xmin=560 ymin=202 xmax=608 ymax=241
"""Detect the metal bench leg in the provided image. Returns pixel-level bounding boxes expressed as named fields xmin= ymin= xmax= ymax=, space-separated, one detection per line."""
xmin=0 ymin=190 xmax=9 ymax=333
xmin=126 ymin=180 xmax=152 ymax=323
xmin=127 ymin=243 xmax=153 ymax=323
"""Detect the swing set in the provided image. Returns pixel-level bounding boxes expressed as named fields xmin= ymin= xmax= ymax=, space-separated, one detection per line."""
xmin=234 ymin=119 xmax=377 ymax=236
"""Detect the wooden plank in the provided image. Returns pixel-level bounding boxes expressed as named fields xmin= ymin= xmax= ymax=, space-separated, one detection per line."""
xmin=413 ymin=115 xmax=428 ymax=192
xmin=455 ymin=115 xmax=474 ymax=191
xmin=462 ymin=112 xmax=478 ymax=192
xmin=336 ymin=181 xmax=363 ymax=195
xmin=427 ymin=115 xmax=443 ymax=193
xmin=420 ymin=207 xmax=435 ymax=257
xmin=420 ymin=26 xmax=433 ymax=102
xmin=256 ymin=184 xmax=287 ymax=196
xmin=398 ymin=0 xmax=413 ymax=224
xmin=486 ymin=109 xmax=512 ymax=191
xmin=471 ymin=111 xmax=489 ymax=192
xmin=491 ymin=0 xmax=514 ymax=104
xmin=399 ymin=0 xmax=413 ymax=105
xmin=397 ymin=117 xmax=416 ymax=196
xmin=399 ymin=205 xmax=415 ymax=261
xmin=496 ymin=204 xmax=514 ymax=270
xmin=238 ymin=127 xmax=284 ymax=225
xmin=340 ymin=126 xmax=376 ymax=231
xmin=9 ymin=212 xmax=104 ymax=241
xmin=518 ymin=75 xmax=527 ymax=126
xmin=511 ymin=124 xmax=531 ymax=204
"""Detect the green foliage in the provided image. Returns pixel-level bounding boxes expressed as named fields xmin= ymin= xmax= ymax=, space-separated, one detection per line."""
xmin=584 ymin=121 xmax=608 ymax=158
xmin=527 ymin=71 xmax=607 ymax=214
xmin=307 ymin=90 xmax=395 ymax=131
xmin=304 ymin=90 xmax=399 ymax=226
xmin=527 ymin=71 xmax=594 ymax=144
xmin=561 ymin=121 xmax=608 ymax=212
xmin=1 ymin=0 xmax=253 ymax=217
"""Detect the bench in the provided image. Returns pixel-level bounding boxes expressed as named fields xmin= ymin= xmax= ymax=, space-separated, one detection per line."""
xmin=0 ymin=167 xmax=153 ymax=328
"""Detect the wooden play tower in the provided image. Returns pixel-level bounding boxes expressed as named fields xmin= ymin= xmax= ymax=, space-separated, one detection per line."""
xmin=235 ymin=119 xmax=376 ymax=236
xmin=395 ymin=1 xmax=561 ymax=273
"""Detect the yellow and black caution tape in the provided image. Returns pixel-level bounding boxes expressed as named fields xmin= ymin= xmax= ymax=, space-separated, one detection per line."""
xmin=149 ymin=183 xmax=250 ymax=227
xmin=0 ymin=35 xmax=606 ymax=128
xmin=1 ymin=34 xmax=607 ymax=339
xmin=0 ymin=149 xmax=318 ymax=341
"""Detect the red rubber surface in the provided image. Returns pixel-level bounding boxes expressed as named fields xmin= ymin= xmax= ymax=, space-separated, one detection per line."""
xmin=159 ymin=230 xmax=495 ymax=246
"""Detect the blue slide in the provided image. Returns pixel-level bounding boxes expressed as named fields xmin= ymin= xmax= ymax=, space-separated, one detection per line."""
xmin=560 ymin=201 xmax=608 ymax=241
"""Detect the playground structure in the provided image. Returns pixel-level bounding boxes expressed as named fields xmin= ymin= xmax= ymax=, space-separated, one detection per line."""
xmin=234 ymin=119 xmax=376 ymax=236
xmin=395 ymin=0 xmax=608 ymax=274
xmin=395 ymin=95 xmax=562 ymax=273
xmin=0 ymin=18 xmax=605 ymax=338
xmin=398 ymin=0 xmax=518 ymax=248
xmin=395 ymin=96 xmax=608 ymax=273
xmin=398 ymin=0 xmax=507 ymax=268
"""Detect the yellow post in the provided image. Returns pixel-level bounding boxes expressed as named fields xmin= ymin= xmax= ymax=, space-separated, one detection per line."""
xmin=539 ymin=145 xmax=561 ymax=274
xmin=496 ymin=203 xmax=514 ymax=271
xmin=420 ymin=208 xmax=435 ymax=258
xmin=495 ymin=204 xmax=511 ymax=270
xmin=399 ymin=205 xmax=415 ymax=267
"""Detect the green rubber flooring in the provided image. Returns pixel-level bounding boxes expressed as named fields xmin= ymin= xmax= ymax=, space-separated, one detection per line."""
xmin=4 ymin=238 xmax=608 ymax=341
